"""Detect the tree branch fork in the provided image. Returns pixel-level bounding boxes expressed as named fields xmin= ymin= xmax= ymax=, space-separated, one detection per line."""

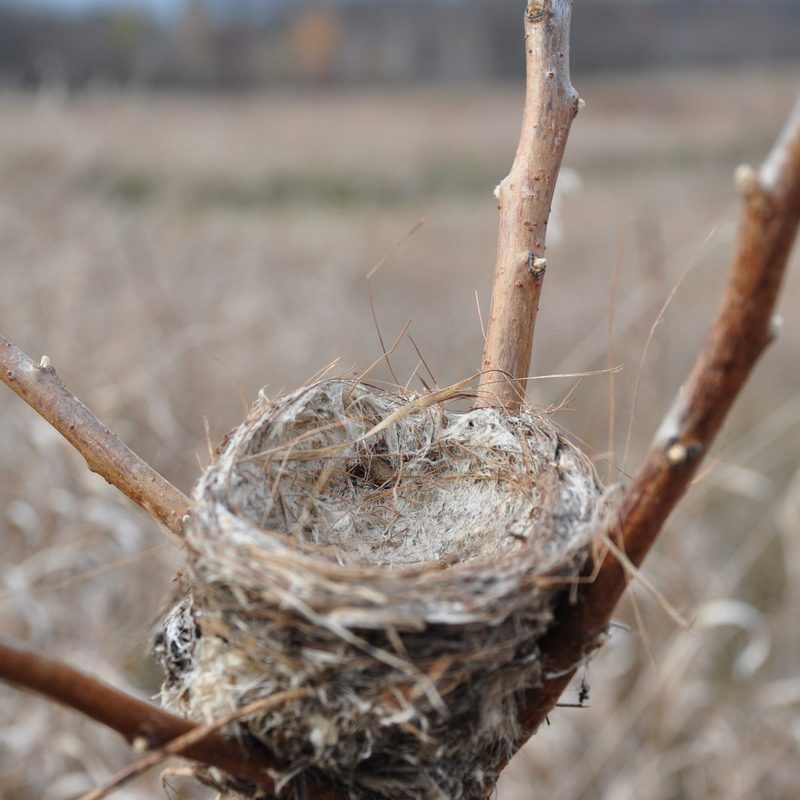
xmin=1 ymin=3 xmax=799 ymax=798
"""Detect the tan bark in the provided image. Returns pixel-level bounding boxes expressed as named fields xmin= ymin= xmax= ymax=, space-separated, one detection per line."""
xmin=0 ymin=336 xmax=191 ymax=538
xmin=476 ymin=0 xmax=580 ymax=411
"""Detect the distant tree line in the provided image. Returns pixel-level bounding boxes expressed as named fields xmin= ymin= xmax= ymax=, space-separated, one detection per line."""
xmin=0 ymin=0 xmax=798 ymax=89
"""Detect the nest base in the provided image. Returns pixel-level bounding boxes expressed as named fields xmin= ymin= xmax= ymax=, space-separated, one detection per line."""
xmin=155 ymin=380 xmax=614 ymax=799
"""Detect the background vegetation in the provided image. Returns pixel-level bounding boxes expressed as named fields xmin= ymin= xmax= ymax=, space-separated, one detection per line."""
xmin=1 ymin=3 xmax=799 ymax=798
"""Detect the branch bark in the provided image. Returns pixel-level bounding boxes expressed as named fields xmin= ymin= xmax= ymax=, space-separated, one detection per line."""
xmin=513 ymin=93 xmax=800 ymax=746
xmin=0 ymin=637 xmax=277 ymax=789
xmin=0 ymin=637 xmax=344 ymax=799
xmin=476 ymin=0 xmax=580 ymax=411
xmin=0 ymin=336 xmax=191 ymax=538
xmin=79 ymin=690 xmax=311 ymax=800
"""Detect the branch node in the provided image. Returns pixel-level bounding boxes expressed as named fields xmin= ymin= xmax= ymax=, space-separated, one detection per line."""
xmin=527 ymin=254 xmax=548 ymax=278
xmin=664 ymin=441 xmax=687 ymax=465
xmin=734 ymin=163 xmax=758 ymax=195
xmin=131 ymin=735 xmax=151 ymax=753
xmin=664 ymin=439 xmax=703 ymax=467
xmin=526 ymin=1 xmax=547 ymax=21
xmin=38 ymin=355 xmax=54 ymax=373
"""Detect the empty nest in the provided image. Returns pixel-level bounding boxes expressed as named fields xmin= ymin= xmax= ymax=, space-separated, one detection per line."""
xmin=155 ymin=379 xmax=615 ymax=799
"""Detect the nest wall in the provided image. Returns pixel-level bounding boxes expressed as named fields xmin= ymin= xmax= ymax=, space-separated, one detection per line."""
xmin=155 ymin=380 xmax=615 ymax=799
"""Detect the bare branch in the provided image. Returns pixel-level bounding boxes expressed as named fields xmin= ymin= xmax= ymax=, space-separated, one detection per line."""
xmin=0 ymin=336 xmax=191 ymax=537
xmin=79 ymin=689 xmax=311 ymax=800
xmin=0 ymin=637 xmax=346 ymax=799
xmin=476 ymin=0 xmax=580 ymax=411
xmin=0 ymin=637 xmax=275 ymax=789
xmin=514 ymin=94 xmax=800 ymax=743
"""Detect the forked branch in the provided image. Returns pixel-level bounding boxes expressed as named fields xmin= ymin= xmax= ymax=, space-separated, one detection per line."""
xmin=0 ymin=336 xmax=191 ymax=538
xmin=514 ymin=93 xmax=800 ymax=744
xmin=476 ymin=0 xmax=581 ymax=411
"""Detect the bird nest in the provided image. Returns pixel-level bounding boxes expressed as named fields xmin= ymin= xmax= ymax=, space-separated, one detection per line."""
xmin=155 ymin=379 xmax=616 ymax=799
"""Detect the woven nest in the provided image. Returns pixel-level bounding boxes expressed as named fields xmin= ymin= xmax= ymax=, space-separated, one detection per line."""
xmin=155 ymin=379 xmax=616 ymax=799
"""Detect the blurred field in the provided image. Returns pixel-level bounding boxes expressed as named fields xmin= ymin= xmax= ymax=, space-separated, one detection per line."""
xmin=1 ymin=65 xmax=800 ymax=799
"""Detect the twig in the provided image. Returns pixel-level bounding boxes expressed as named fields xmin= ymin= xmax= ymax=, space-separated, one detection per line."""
xmin=476 ymin=0 xmax=581 ymax=411
xmin=79 ymin=689 xmax=311 ymax=800
xmin=0 ymin=637 xmax=347 ymax=799
xmin=0 ymin=336 xmax=191 ymax=537
xmin=513 ymin=93 xmax=800 ymax=745
xmin=0 ymin=637 xmax=277 ymax=790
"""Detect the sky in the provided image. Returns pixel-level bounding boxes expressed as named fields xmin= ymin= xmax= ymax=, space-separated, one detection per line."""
xmin=0 ymin=0 xmax=317 ymax=21
xmin=1 ymin=0 xmax=186 ymax=16
xmin=0 ymin=0 xmax=417 ymax=11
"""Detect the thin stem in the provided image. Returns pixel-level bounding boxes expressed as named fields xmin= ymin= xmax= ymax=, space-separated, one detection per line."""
xmin=0 ymin=637 xmax=277 ymax=789
xmin=0 ymin=336 xmax=191 ymax=537
xmin=476 ymin=0 xmax=580 ymax=411
xmin=513 ymin=93 xmax=800 ymax=745
xmin=0 ymin=637 xmax=347 ymax=799
xmin=80 ymin=689 xmax=311 ymax=800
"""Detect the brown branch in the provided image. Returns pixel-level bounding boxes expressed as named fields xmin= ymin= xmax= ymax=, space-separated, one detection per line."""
xmin=0 ymin=637 xmax=277 ymax=789
xmin=513 ymin=94 xmax=800 ymax=745
xmin=0 ymin=336 xmax=191 ymax=537
xmin=476 ymin=0 xmax=580 ymax=411
xmin=79 ymin=690 xmax=311 ymax=800
xmin=0 ymin=637 xmax=344 ymax=799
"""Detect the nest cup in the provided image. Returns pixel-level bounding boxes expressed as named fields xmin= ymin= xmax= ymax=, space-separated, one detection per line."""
xmin=156 ymin=379 xmax=613 ymax=799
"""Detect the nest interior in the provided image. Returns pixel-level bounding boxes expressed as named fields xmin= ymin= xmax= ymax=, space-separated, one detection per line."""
xmin=155 ymin=379 xmax=615 ymax=799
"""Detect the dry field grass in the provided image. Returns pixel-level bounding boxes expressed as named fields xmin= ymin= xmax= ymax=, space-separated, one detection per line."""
xmin=2 ymin=65 xmax=800 ymax=799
